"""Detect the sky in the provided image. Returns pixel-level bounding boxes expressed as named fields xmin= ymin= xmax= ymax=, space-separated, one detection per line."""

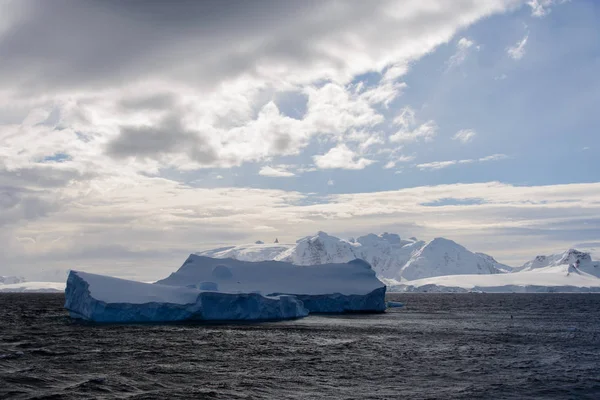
xmin=1 ymin=0 xmax=599 ymax=281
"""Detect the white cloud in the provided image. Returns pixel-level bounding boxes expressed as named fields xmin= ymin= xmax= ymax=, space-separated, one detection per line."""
xmin=384 ymin=154 xmax=416 ymax=169
xmin=313 ymin=144 xmax=375 ymax=170
xmin=507 ymin=34 xmax=529 ymax=60
xmin=327 ymin=179 xmax=334 ymax=186
xmin=452 ymin=129 xmax=477 ymax=143
xmin=0 ymin=0 xmax=520 ymax=177
xmin=417 ymin=154 xmax=508 ymax=170
xmin=390 ymin=120 xmax=438 ymax=143
xmin=446 ymin=37 xmax=479 ymax=69
xmin=389 ymin=106 xmax=437 ymax=143
xmin=259 ymin=166 xmax=295 ymax=178
xmin=392 ymin=106 xmax=416 ymax=129
xmin=527 ymin=0 xmax=554 ymax=17
xmin=416 ymin=160 xmax=458 ymax=171
xmin=479 ymin=154 xmax=509 ymax=162
xmin=359 ymin=81 xmax=407 ymax=108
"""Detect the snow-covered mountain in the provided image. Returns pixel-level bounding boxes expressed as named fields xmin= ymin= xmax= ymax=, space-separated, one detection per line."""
xmin=197 ymin=232 xmax=506 ymax=281
xmin=514 ymin=249 xmax=600 ymax=278
xmin=396 ymin=238 xmax=506 ymax=281
xmin=0 ymin=276 xmax=26 ymax=285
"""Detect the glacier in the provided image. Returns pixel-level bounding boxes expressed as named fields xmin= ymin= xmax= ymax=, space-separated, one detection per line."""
xmin=65 ymin=271 xmax=308 ymax=323
xmin=64 ymin=256 xmax=386 ymax=323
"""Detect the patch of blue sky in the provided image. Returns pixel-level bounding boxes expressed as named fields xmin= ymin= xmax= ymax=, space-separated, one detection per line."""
xmin=41 ymin=153 xmax=71 ymax=163
xmin=421 ymin=198 xmax=486 ymax=207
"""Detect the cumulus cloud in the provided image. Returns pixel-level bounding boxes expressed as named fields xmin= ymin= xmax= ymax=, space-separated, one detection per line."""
xmin=0 ymin=0 xmax=521 ymax=174
xmin=313 ymin=144 xmax=375 ymax=170
xmin=259 ymin=166 xmax=295 ymax=178
xmin=452 ymin=129 xmax=477 ymax=143
xmin=507 ymin=33 xmax=529 ymax=60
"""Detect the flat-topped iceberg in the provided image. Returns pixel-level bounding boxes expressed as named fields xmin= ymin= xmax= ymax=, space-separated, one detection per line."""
xmin=156 ymin=255 xmax=386 ymax=313
xmin=65 ymin=271 xmax=308 ymax=323
xmin=64 ymin=256 xmax=386 ymax=323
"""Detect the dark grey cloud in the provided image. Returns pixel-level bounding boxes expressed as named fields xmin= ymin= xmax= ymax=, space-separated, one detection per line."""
xmin=0 ymin=0 xmax=418 ymax=96
xmin=0 ymin=185 xmax=59 ymax=226
xmin=118 ymin=93 xmax=177 ymax=111
xmin=106 ymin=114 xmax=218 ymax=163
xmin=0 ymin=165 xmax=96 ymax=189
xmin=0 ymin=0 xmax=335 ymax=93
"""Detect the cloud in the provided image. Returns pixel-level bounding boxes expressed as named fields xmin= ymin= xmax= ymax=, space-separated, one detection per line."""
xmin=313 ymin=144 xmax=375 ymax=170
xmin=452 ymin=129 xmax=477 ymax=143
xmin=0 ymin=0 xmax=520 ymax=174
xmin=446 ymin=37 xmax=479 ymax=69
xmin=392 ymin=106 xmax=416 ymax=130
xmin=527 ymin=0 xmax=554 ymax=17
xmin=390 ymin=120 xmax=438 ymax=143
xmin=416 ymin=160 xmax=458 ymax=171
xmin=478 ymin=154 xmax=509 ymax=162
xmin=507 ymin=33 xmax=529 ymax=60
xmin=416 ymin=154 xmax=509 ymax=170
xmin=0 ymin=1 xmax=519 ymax=94
xmin=384 ymin=155 xmax=416 ymax=169
xmin=389 ymin=106 xmax=437 ymax=143
xmin=106 ymin=115 xmax=217 ymax=164
xmin=359 ymin=81 xmax=407 ymax=108
xmin=327 ymin=179 xmax=334 ymax=186
xmin=259 ymin=166 xmax=295 ymax=178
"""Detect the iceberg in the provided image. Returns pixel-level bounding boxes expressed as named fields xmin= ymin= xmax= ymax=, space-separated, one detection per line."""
xmin=64 ymin=255 xmax=386 ymax=323
xmin=156 ymin=255 xmax=386 ymax=313
xmin=65 ymin=271 xmax=308 ymax=323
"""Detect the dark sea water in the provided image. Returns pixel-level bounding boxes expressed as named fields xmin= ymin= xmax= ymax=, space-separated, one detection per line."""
xmin=1 ymin=293 xmax=599 ymax=400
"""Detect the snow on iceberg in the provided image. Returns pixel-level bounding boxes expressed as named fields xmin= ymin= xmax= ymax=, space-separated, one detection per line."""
xmin=155 ymin=255 xmax=387 ymax=313
xmin=65 ymin=271 xmax=308 ymax=323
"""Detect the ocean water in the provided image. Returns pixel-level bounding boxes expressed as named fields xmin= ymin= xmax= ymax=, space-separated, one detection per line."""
xmin=1 ymin=293 xmax=599 ymax=399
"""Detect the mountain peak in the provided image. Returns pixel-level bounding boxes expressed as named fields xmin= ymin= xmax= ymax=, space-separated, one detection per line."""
xmin=517 ymin=249 xmax=599 ymax=277
xmin=425 ymin=237 xmax=464 ymax=249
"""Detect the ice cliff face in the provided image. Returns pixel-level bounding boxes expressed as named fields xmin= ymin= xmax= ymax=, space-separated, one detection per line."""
xmin=197 ymin=232 xmax=506 ymax=281
xmin=515 ymin=249 xmax=600 ymax=277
